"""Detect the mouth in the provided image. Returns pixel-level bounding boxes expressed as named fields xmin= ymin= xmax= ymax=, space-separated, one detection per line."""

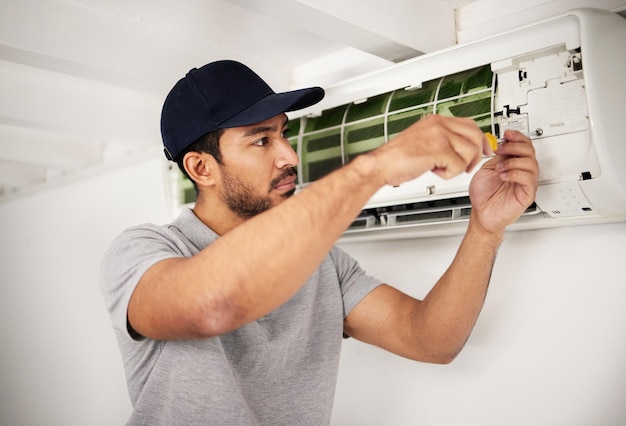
xmin=273 ymin=175 xmax=297 ymax=192
xmin=272 ymin=169 xmax=297 ymax=192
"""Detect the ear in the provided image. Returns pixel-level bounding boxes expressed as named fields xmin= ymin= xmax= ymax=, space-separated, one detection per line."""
xmin=183 ymin=152 xmax=219 ymax=187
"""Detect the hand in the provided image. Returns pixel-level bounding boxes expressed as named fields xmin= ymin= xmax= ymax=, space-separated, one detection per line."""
xmin=469 ymin=129 xmax=539 ymax=233
xmin=369 ymin=115 xmax=487 ymax=187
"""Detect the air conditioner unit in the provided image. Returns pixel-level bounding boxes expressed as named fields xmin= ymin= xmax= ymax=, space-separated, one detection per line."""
xmin=166 ymin=8 xmax=626 ymax=241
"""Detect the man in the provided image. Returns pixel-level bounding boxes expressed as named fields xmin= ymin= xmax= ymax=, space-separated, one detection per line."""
xmin=100 ymin=60 xmax=538 ymax=425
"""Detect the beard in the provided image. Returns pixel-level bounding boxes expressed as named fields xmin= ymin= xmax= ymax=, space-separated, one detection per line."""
xmin=220 ymin=167 xmax=297 ymax=219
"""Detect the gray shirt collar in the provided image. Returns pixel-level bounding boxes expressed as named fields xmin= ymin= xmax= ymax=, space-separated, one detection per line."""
xmin=171 ymin=208 xmax=219 ymax=250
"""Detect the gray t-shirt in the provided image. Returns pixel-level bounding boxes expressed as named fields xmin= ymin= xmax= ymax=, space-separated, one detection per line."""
xmin=100 ymin=208 xmax=383 ymax=425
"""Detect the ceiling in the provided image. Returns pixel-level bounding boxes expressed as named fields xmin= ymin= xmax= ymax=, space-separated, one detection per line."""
xmin=1 ymin=0 xmax=625 ymax=203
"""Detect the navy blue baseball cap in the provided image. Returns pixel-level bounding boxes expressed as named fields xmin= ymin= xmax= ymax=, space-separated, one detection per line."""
xmin=161 ymin=60 xmax=325 ymax=161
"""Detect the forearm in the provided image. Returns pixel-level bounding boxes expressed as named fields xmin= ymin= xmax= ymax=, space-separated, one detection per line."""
xmin=139 ymin=154 xmax=384 ymax=339
xmin=414 ymin=214 xmax=503 ymax=361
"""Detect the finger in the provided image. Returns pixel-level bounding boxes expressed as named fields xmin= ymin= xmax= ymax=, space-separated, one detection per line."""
xmin=441 ymin=118 xmax=484 ymax=171
xmin=502 ymin=129 xmax=530 ymax=142
xmin=497 ymin=161 xmax=539 ymax=197
xmin=483 ymin=133 xmax=496 ymax=156
xmin=431 ymin=146 xmax=475 ymax=179
xmin=497 ymin=156 xmax=539 ymax=176
xmin=412 ymin=115 xmax=483 ymax=175
xmin=495 ymin=129 xmax=533 ymax=148
xmin=498 ymin=169 xmax=539 ymax=201
xmin=445 ymin=132 xmax=483 ymax=173
xmin=443 ymin=115 xmax=483 ymax=136
xmin=495 ymin=138 xmax=536 ymax=160
xmin=495 ymin=142 xmax=536 ymax=160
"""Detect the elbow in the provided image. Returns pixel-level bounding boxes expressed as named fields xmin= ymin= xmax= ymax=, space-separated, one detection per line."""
xmin=430 ymin=351 xmax=460 ymax=365
xmin=193 ymin=298 xmax=247 ymax=338
xmin=182 ymin=281 xmax=263 ymax=339
xmin=194 ymin=315 xmax=227 ymax=339
xmin=414 ymin=344 xmax=463 ymax=365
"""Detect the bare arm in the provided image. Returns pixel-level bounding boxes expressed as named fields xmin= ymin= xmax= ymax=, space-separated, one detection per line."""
xmin=344 ymin=129 xmax=538 ymax=363
xmin=128 ymin=115 xmax=487 ymax=340
xmin=344 ymin=218 xmax=501 ymax=364
xmin=129 ymin=156 xmax=383 ymax=339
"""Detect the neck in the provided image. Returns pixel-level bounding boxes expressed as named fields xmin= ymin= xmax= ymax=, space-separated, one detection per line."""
xmin=193 ymin=200 xmax=245 ymax=236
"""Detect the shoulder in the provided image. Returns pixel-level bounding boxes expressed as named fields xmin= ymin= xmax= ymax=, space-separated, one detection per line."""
xmin=327 ymin=245 xmax=360 ymax=275
xmin=328 ymin=245 xmax=354 ymax=264
xmin=107 ymin=222 xmax=186 ymax=254
xmin=101 ymin=221 xmax=194 ymax=282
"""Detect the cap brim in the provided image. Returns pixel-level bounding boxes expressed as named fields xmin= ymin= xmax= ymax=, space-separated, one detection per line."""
xmin=219 ymin=86 xmax=324 ymax=128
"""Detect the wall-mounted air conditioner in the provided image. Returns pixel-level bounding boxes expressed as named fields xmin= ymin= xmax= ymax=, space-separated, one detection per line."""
xmin=166 ymin=8 xmax=626 ymax=241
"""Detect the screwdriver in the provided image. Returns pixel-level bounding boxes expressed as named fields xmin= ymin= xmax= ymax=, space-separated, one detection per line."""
xmin=484 ymin=132 xmax=501 ymax=152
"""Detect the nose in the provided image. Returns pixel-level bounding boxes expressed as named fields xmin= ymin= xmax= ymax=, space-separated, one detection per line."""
xmin=276 ymin=137 xmax=299 ymax=169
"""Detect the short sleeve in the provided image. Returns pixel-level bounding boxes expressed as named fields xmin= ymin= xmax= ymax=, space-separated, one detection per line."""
xmin=99 ymin=224 xmax=190 ymax=339
xmin=329 ymin=246 xmax=384 ymax=318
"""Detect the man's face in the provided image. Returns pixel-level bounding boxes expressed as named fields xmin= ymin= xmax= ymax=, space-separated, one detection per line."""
xmin=217 ymin=113 xmax=299 ymax=219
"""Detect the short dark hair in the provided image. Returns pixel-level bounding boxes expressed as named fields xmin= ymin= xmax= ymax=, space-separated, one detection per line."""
xmin=176 ymin=128 xmax=224 ymax=191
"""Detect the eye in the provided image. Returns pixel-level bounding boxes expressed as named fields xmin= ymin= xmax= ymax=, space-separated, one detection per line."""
xmin=253 ymin=137 xmax=269 ymax=146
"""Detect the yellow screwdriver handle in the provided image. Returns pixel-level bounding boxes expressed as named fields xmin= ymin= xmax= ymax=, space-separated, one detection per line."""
xmin=484 ymin=132 xmax=498 ymax=151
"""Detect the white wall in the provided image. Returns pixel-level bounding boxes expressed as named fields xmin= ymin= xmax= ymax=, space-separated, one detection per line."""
xmin=334 ymin=224 xmax=626 ymax=425
xmin=1 ymin=155 xmax=625 ymax=425
xmin=0 ymin=157 xmax=169 ymax=425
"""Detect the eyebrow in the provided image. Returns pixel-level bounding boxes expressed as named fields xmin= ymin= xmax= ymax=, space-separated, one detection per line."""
xmin=242 ymin=116 xmax=289 ymax=138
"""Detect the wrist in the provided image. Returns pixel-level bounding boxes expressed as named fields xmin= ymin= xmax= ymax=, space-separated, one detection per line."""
xmin=349 ymin=152 xmax=386 ymax=191
xmin=467 ymin=212 xmax=505 ymax=247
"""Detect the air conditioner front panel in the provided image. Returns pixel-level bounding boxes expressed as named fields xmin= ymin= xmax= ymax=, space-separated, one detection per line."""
xmin=290 ymin=40 xmax=598 ymax=214
xmin=289 ymin=9 xmax=625 ymax=236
